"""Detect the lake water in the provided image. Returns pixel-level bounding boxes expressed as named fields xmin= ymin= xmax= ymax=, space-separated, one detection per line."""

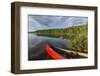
xmin=28 ymin=33 xmax=69 ymax=60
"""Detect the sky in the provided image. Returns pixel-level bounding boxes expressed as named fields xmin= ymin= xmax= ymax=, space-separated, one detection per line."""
xmin=28 ymin=15 xmax=88 ymax=32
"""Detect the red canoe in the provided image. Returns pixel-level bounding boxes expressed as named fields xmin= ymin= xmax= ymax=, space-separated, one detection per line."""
xmin=44 ymin=43 xmax=65 ymax=60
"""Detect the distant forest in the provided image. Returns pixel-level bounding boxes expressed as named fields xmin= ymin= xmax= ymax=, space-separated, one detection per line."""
xmin=30 ymin=24 xmax=88 ymax=53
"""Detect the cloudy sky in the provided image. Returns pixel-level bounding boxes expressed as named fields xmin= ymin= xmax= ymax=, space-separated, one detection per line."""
xmin=28 ymin=15 xmax=88 ymax=32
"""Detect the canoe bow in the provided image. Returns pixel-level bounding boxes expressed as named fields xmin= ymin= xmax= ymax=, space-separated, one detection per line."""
xmin=44 ymin=43 xmax=65 ymax=60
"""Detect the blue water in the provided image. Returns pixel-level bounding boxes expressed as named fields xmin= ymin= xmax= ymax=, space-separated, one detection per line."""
xmin=28 ymin=33 xmax=69 ymax=60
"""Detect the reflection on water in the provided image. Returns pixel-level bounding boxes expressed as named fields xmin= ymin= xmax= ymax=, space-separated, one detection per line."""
xmin=28 ymin=33 xmax=68 ymax=60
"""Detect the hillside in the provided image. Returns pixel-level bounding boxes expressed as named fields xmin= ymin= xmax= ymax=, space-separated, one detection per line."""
xmin=31 ymin=24 xmax=88 ymax=53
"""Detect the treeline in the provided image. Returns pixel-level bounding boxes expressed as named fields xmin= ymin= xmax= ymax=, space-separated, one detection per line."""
xmin=32 ymin=24 xmax=88 ymax=53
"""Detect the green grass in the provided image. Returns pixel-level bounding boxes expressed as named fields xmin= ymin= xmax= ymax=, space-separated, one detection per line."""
xmin=31 ymin=24 xmax=88 ymax=53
